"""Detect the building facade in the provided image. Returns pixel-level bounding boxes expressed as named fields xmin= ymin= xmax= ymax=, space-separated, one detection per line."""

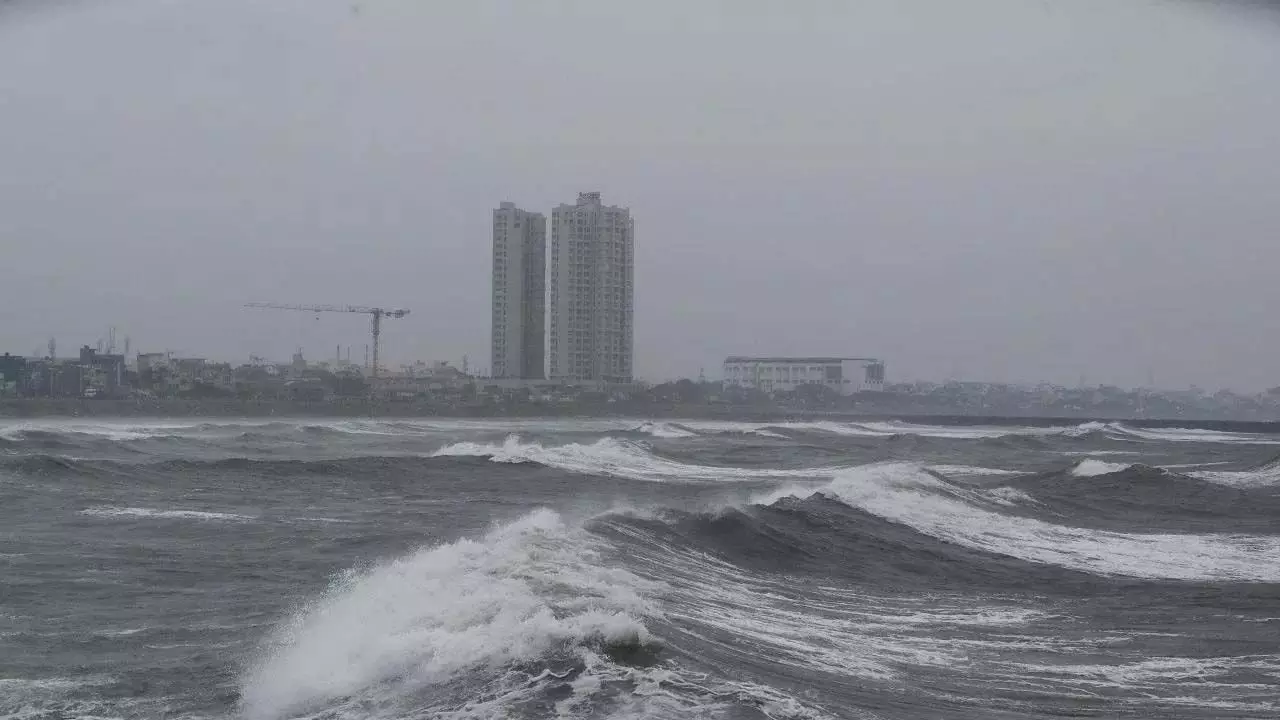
xmin=722 ymin=356 xmax=886 ymax=396
xmin=548 ymin=192 xmax=634 ymax=383
xmin=491 ymin=202 xmax=547 ymax=379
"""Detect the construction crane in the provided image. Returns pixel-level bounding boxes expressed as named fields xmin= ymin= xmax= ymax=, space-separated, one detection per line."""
xmin=245 ymin=303 xmax=410 ymax=379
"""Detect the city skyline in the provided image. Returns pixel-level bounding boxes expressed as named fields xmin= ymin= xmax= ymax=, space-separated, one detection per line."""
xmin=3 ymin=2 xmax=1280 ymax=390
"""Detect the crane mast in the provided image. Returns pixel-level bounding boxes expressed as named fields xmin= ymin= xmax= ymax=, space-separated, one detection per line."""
xmin=245 ymin=302 xmax=410 ymax=379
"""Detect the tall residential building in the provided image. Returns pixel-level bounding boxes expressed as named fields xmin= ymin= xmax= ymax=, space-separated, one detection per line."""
xmin=491 ymin=202 xmax=546 ymax=379
xmin=548 ymin=192 xmax=634 ymax=383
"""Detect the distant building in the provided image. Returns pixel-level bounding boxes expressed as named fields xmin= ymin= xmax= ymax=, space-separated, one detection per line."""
xmin=0 ymin=353 xmax=26 ymax=395
xmin=548 ymin=192 xmax=634 ymax=384
xmin=137 ymin=353 xmax=166 ymax=374
xmin=491 ymin=202 xmax=547 ymax=379
xmin=722 ymin=357 xmax=886 ymax=396
xmin=77 ymin=346 xmax=126 ymax=396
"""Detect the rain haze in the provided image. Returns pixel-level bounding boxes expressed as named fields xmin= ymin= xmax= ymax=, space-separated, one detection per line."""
xmin=2 ymin=0 xmax=1279 ymax=390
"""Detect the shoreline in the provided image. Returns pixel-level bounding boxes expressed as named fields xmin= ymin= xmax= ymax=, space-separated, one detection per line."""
xmin=2 ymin=398 xmax=1278 ymax=434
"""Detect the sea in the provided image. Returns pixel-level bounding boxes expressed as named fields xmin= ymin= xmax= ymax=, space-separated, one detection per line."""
xmin=3 ymin=416 xmax=1280 ymax=719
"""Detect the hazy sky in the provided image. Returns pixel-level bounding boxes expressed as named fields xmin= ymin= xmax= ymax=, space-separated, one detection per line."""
xmin=2 ymin=0 xmax=1279 ymax=389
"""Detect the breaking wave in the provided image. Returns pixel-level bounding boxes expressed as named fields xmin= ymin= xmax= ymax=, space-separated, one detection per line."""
xmin=1195 ymin=455 xmax=1280 ymax=487
xmin=1098 ymin=423 xmax=1280 ymax=445
xmin=430 ymin=436 xmax=832 ymax=483
xmin=1071 ymin=458 xmax=1136 ymax=477
xmin=240 ymin=509 xmax=658 ymax=718
xmin=238 ymin=509 xmax=823 ymax=720
xmin=772 ymin=463 xmax=1280 ymax=582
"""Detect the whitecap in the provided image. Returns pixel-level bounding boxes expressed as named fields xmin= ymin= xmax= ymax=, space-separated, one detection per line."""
xmin=1071 ymin=459 xmax=1135 ymax=477
xmin=79 ymin=506 xmax=256 ymax=522
xmin=431 ymin=435 xmax=829 ymax=483
xmin=239 ymin=509 xmax=660 ymax=720
xmin=776 ymin=463 xmax=1280 ymax=582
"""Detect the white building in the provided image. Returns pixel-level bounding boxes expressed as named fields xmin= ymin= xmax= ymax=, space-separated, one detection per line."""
xmin=548 ymin=192 xmax=634 ymax=383
xmin=491 ymin=202 xmax=547 ymax=379
xmin=722 ymin=356 xmax=886 ymax=395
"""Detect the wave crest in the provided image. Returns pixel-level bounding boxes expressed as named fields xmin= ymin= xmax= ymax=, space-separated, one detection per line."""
xmin=239 ymin=509 xmax=660 ymax=720
xmin=774 ymin=463 xmax=1280 ymax=582
xmin=430 ymin=435 xmax=827 ymax=483
xmin=1071 ymin=459 xmax=1136 ymax=477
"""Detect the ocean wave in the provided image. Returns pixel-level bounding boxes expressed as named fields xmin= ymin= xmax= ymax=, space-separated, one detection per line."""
xmin=1100 ymin=423 xmax=1280 ymax=445
xmin=783 ymin=463 xmax=1280 ymax=582
xmin=595 ymin=501 xmax=1273 ymax=716
xmin=239 ymin=509 xmax=662 ymax=720
xmin=430 ymin=436 xmax=831 ymax=483
xmin=631 ymin=421 xmax=699 ymax=439
xmin=594 ymin=510 xmax=1101 ymax=693
xmin=1196 ymin=467 xmax=1280 ymax=487
xmin=1071 ymin=459 xmax=1136 ymax=477
xmin=989 ymin=655 xmax=1280 ymax=714
xmin=927 ymin=464 xmax=1023 ymax=477
xmin=676 ymin=421 xmax=791 ymax=438
xmin=1001 ymin=462 xmax=1280 ymax=533
xmin=79 ymin=506 xmax=256 ymax=522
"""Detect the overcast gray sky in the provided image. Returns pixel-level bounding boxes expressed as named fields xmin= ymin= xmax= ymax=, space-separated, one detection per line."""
xmin=2 ymin=0 xmax=1278 ymax=389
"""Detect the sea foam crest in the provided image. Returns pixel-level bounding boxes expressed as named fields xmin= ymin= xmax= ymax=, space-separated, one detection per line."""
xmin=778 ymin=463 xmax=1280 ymax=582
xmin=79 ymin=506 xmax=256 ymax=522
xmin=431 ymin=435 xmax=825 ymax=482
xmin=239 ymin=509 xmax=660 ymax=720
xmin=1195 ymin=458 xmax=1280 ymax=487
xmin=1070 ymin=459 xmax=1136 ymax=477
xmin=633 ymin=421 xmax=699 ymax=439
xmin=1102 ymin=423 xmax=1280 ymax=445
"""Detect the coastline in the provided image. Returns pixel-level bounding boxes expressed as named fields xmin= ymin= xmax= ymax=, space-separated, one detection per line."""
xmin=3 ymin=398 xmax=1278 ymax=434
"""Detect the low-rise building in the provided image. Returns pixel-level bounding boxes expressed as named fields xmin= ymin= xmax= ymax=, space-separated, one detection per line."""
xmin=722 ymin=356 xmax=886 ymax=396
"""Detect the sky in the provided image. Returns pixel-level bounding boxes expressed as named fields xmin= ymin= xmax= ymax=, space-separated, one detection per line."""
xmin=1 ymin=0 xmax=1279 ymax=390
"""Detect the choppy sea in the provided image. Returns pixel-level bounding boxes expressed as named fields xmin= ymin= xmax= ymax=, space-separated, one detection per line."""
xmin=3 ymin=416 xmax=1280 ymax=719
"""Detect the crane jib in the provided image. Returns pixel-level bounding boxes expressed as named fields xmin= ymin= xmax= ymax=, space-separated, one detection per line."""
xmin=244 ymin=302 xmax=410 ymax=379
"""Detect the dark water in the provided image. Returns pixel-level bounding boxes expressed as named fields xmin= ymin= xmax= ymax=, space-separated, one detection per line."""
xmin=3 ymin=417 xmax=1280 ymax=719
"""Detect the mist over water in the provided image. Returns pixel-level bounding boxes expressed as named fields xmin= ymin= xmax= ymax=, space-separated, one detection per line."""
xmin=3 ymin=416 xmax=1280 ymax=718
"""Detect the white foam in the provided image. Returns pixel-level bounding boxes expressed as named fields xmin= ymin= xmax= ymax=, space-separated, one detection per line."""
xmin=431 ymin=435 xmax=828 ymax=483
xmin=1104 ymin=423 xmax=1280 ymax=445
xmin=792 ymin=463 xmax=1280 ymax=582
xmin=927 ymin=464 xmax=1022 ymax=477
xmin=749 ymin=482 xmax=832 ymax=507
xmin=857 ymin=421 xmax=1035 ymax=440
xmin=92 ymin=627 xmax=151 ymax=637
xmin=1071 ymin=459 xmax=1135 ymax=477
xmin=1195 ymin=462 xmax=1280 ymax=488
xmin=982 ymin=487 xmax=1038 ymax=507
xmin=678 ymin=420 xmax=790 ymax=438
xmin=239 ymin=509 xmax=661 ymax=720
xmin=606 ymin=521 xmax=1054 ymax=686
xmin=993 ymin=655 xmax=1280 ymax=712
xmin=633 ymin=421 xmax=698 ymax=439
xmin=79 ymin=506 xmax=255 ymax=522
xmin=1062 ymin=421 xmax=1109 ymax=437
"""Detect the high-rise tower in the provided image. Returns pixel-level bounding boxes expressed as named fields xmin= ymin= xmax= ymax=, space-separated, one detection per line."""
xmin=548 ymin=192 xmax=634 ymax=383
xmin=491 ymin=202 xmax=546 ymax=379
